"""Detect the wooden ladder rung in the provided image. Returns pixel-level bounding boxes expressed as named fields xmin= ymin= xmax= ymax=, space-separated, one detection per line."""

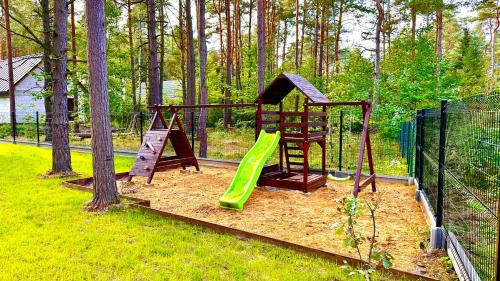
xmin=288 ymin=162 xmax=304 ymax=166
xmin=287 ymin=154 xmax=304 ymax=158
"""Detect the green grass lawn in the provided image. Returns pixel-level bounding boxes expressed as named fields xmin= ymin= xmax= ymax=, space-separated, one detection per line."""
xmin=0 ymin=143 xmax=400 ymax=281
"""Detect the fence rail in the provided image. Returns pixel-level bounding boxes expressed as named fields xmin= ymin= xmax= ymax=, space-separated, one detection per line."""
xmin=0 ymin=103 xmax=414 ymax=178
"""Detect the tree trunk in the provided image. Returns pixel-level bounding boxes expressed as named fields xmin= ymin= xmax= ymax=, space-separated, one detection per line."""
xmin=334 ymin=0 xmax=344 ymax=74
xmin=224 ymin=0 xmax=232 ymax=128
xmin=234 ymin=0 xmax=242 ymax=90
xmin=41 ymin=0 xmax=52 ymax=141
xmin=179 ymin=0 xmax=187 ymax=106
xmin=294 ymin=0 xmax=299 ymax=70
xmin=85 ymin=0 xmax=119 ymax=211
xmin=490 ymin=10 xmax=499 ymax=92
xmin=127 ymin=0 xmax=138 ymax=124
xmin=435 ymin=5 xmax=443 ymax=95
xmin=197 ymin=0 xmax=208 ymax=158
xmin=51 ymin=0 xmax=72 ymax=173
xmin=282 ymin=20 xmax=288 ymax=69
xmin=159 ymin=0 xmax=165 ymax=101
xmin=318 ymin=4 xmax=326 ymax=77
xmin=186 ymin=0 xmax=196 ymax=131
xmin=299 ymin=0 xmax=306 ymax=67
xmin=146 ymin=0 xmax=161 ymax=105
xmin=411 ymin=6 xmax=416 ymax=62
xmin=70 ymin=2 xmax=80 ymax=133
xmin=313 ymin=3 xmax=320 ymax=76
xmin=257 ymin=0 xmax=265 ymax=93
xmin=374 ymin=0 xmax=384 ymax=110
xmin=3 ymin=0 xmax=15 ymax=139
xmin=247 ymin=0 xmax=253 ymax=83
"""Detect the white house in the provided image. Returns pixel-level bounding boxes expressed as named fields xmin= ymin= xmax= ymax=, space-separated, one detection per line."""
xmin=0 ymin=55 xmax=47 ymax=123
xmin=137 ymin=80 xmax=183 ymax=104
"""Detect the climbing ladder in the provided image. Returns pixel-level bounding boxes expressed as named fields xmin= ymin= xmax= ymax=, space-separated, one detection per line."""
xmin=128 ymin=105 xmax=199 ymax=184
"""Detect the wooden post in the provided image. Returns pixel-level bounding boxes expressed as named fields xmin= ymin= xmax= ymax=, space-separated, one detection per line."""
xmin=256 ymin=100 xmax=262 ymax=141
xmin=279 ymin=101 xmax=283 ymax=171
xmin=321 ymin=105 xmax=326 ymax=175
xmin=365 ymin=101 xmax=376 ymax=192
xmin=303 ymin=100 xmax=309 ymax=191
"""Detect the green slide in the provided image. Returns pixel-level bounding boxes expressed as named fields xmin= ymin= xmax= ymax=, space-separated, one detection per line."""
xmin=219 ymin=130 xmax=280 ymax=211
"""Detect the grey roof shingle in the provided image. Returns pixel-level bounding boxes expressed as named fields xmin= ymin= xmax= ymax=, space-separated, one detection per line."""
xmin=255 ymin=72 xmax=331 ymax=105
xmin=0 ymin=55 xmax=43 ymax=93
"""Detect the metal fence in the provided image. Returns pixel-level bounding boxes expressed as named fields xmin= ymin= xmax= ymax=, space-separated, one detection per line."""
xmin=0 ymin=103 xmax=414 ymax=177
xmin=415 ymin=95 xmax=500 ymax=281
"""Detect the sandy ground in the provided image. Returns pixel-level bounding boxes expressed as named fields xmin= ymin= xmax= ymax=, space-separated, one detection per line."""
xmin=120 ymin=167 xmax=455 ymax=279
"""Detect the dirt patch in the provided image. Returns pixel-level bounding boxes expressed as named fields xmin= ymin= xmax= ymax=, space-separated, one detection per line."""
xmin=120 ymin=167 xmax=455 ymax=280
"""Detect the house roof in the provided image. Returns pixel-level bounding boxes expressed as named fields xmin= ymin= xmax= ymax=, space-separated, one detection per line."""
xmin=0 ymin=55 xmax=42 ymax=93
xmin=255 ymin=73 xmax=331 ymax=105
xmin=138 ymin=80 xmax=182 ymax=100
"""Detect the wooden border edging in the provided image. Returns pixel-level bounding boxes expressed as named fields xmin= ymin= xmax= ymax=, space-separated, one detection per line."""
xmin=63 ymin=173 xmax=437 ymax=281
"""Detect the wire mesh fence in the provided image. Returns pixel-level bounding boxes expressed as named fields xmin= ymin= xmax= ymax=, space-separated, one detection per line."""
xmin=415 ymin=94 xmax=500 ymax=281
xmin=0 ymin=103 xmax=414 ymax=178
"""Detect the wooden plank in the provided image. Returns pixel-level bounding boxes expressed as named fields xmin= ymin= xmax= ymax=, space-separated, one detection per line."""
xmin=287 ymin=154 xmax=304 ymax=158
xmin=262 ymin=110 xmax=280 ymax=115
xmin=308 ymin=121 xmax=326 ymax=127
xmin=308 ymin=112 xmax=327 ymax=116
xmin=282 ymin=122 xmax=306 ymax=128
xmin=309 ymin=131 xmax=327 ymax=138
xmin=360 ymin=174 xmax=376 ymax=188
xmin=282 ymin=112 xmax=305 ymax=117
xmin=261 ymin=119 xmax=279 ymax=124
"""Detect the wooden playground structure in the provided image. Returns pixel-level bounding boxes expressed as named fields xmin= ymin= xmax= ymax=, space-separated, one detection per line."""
xmin=128 ymin=105 xmax=199 ymax=184
xmin=129 ymin=73 xmax=375 ymax=197
xmin=256 ymin=73 xmax=376 ymax=196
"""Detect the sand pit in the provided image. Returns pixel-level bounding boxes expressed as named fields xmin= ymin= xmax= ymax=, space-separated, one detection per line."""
xmin=119 ymin=166 xmax=454 ymax=279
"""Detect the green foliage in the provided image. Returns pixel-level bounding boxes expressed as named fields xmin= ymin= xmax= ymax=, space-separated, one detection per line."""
xmin=333 ymin=195 xmax=394 ymax=280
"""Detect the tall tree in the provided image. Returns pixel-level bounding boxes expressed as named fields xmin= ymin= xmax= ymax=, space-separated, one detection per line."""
xmin=294 ymin=0 xmax=299 ymax=70
xmin=85 ymin=0 xmax=119 ymax=211
xmin=197 ymin=0 xmax=208 ymax=157
xmin=374 ymin=0 xmax=384 ymax=108
xmin=224 ymin=0 xmax=232 ymax=128
xmin=146 ymin=0 xmax=161 ymax=105
xmin=434 ymin=0 xmax=443 ymax=95
xmin=127 ymin=0 xmax=138 ymax=117
xmin=41 ymin=0 xmax=52 ymax=141
xmin=178 ymin=0 xmax=187 ymax=105
xmin=318 ymin=4 xmax=326 ymax=77
xmin=3 ymin=0 xmax=14 ymax=139
xmin=70 ymin=2 xmax=79 ymax=133
xmin=185 ymin=0 xmax=196 ymax=131
xmin=257 ymin=0 xmax=265 ymax=93
xmin=299 ymin=0 xmax=306 ymax=67
xmin=159 ymin=0 xmax=165 ymax=100
xmin=51 ymin=0 xmax=72 ymax=173
xmin=334 ymin=0 xmax=344 ymax=74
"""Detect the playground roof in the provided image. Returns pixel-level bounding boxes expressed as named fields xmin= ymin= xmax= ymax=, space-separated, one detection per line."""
xmin=255 ymin=73 xmax=331 ymax=105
